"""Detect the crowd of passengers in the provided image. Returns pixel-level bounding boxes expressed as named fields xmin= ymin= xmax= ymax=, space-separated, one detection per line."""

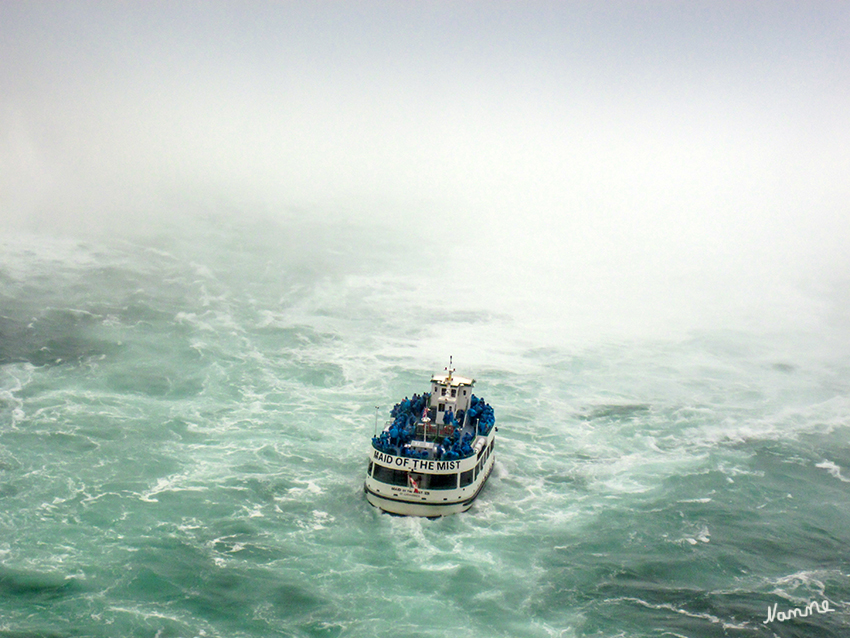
xmin=372 ymin=392 xmax=496 ymax=460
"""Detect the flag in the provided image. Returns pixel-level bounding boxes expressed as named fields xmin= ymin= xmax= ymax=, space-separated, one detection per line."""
xmin=408 ymin=474 xmax=419 ymax=493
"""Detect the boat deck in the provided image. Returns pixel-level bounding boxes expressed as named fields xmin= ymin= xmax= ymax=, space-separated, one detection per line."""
xmin=371 ymin=388 xmax=495 ymax=462
xmin=399 ymin=420 xmax=478 ymax=460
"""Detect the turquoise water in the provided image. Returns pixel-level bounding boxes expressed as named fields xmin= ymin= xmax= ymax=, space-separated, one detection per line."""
xmin=1 ymin=216 xmax=849 ymax=638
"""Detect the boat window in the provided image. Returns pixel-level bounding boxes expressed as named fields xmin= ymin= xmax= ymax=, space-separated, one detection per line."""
xmin=372 ymin=464 xmax=409 ymax=487
xmin=427 ymin=473 xmax=458 ymax=490
xmin=441 ymin=388 xmax=447 ymax=396
xmin=367 ymin=461 xmax=373 ymax=476
xmin=459 ymin=469 xmax=474 ymax=487
xmin=438 ymin=403 xmax=444 ymax=412
xmin=451 ymin=389 xmax=456 ymax=397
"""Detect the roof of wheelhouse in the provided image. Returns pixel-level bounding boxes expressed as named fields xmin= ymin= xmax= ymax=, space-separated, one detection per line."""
xmin=430 ymin=373 xmax=475 ymax=387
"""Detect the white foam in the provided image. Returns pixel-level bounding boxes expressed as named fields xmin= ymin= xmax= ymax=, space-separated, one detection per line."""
xmin=815 ymin=460 xmax=850 ymax=482
xmin=285 ymin=480 xmax=324 ymax=497
xmin=765 ymin=569 xmax=840 ymax=602
xmin=139 ymin=474 xmax=209 ymax=503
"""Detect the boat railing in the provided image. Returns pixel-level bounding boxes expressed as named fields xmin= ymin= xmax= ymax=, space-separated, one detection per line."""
xmin=373 ymin=392 xmax=495 ymax=459
xmin=379 ymin=420 xmax=457 ymax=441
xmin=414 ymin=421 xmax=455 ymax=440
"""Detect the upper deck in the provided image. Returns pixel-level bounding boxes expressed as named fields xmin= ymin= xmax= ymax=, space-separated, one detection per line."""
xmin=371 ymin=388 xmax=495 ymax=463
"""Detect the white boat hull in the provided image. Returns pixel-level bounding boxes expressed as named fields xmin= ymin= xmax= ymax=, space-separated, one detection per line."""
xmin=364 ymin=490 xmax=474 ymax=517
xmin=364 ymin=428 xmax=496 ymax=517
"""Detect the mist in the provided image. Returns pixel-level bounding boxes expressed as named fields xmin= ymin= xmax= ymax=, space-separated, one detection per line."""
xmin=2 ymin=1 xmax=849 ymax=343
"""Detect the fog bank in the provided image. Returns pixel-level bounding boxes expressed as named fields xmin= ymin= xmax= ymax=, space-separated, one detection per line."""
xmin=2 ymin=1 xmax=848 ymax=341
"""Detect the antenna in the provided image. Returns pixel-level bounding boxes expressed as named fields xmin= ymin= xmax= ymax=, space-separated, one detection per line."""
xmin=445 ymin=355 xmax=454 ymax=382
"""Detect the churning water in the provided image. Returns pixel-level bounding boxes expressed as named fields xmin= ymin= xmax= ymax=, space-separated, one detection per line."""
xmin=1 ymin=214 xmax=849 ymax=638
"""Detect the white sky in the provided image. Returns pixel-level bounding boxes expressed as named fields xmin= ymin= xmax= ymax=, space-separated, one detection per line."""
xmin=2 ymin=1 xmax=849 ymax=339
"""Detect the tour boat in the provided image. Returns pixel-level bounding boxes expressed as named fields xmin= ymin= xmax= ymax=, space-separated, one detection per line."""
xmin=364 ymin=360 xmax=497 ymax=516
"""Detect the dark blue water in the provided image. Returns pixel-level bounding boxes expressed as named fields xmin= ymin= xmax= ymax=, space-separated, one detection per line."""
xmin=1 ymin=216 xmax=848 ymax=637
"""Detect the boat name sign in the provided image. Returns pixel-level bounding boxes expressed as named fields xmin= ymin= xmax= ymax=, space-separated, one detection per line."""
xmin=372 ymin=450 xmax=461 ymax=472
